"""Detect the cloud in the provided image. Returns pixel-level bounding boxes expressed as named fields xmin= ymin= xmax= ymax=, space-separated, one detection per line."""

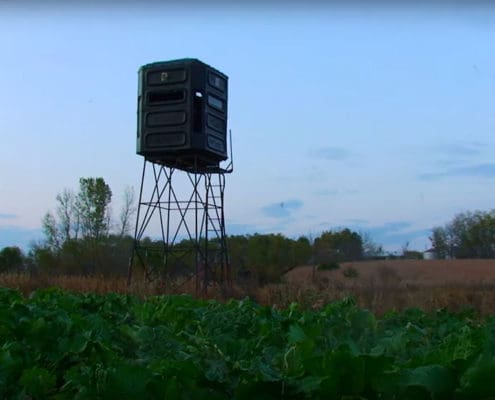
xmin=226 ymin=223 xmax=260 ymax=236
xmin=419 ymin=163 xmax=495 ymax=181
xmin=345 ymin=218 xmax=369 ymax=226
xmin=375 ymin=221 xmax=412 ymax=232
xmin=423 ymin=142 xmax=487 ymax=170
xmin=433 ymin=142 xmax=484 ymax=157
xmin=314 ymin=189 xmax=339 ymax=196
xmin=313 ymin=188 xmax=359 ymax=197
xmin=261 ymin=199 xmax=303 ymax=219
xmin=309 ymin=146 xmax=352 ymax=161
xmin=0 ymin=213 xmax=18 ymax=220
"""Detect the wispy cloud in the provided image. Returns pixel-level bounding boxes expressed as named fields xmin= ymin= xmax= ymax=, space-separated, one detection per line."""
xmin=0 ymin=213 xmax=18 ymax=220
xmin=314 ymin=189 xmax=339 ymax=196
xmin=375 ymin=221 xmax=412 ymax=232
xmin=419 ymin=163 xmax=495 ymax=181
xmin=261 ymin=199 xmax=303 ymax=219
xmin=423 ymin=141 xmax=487 ymax=171
xmin=313 ymin=188 xmax=359 ymax=197
xmin=309 ymin=146 xmax=352 ymax=161
xmin=345 ymin=218 xmax=369 ymax=226
xmin=433 ymin=142 xmax=484 ymax=158
xmin=226 ymin=223 xmax=260 ymax=236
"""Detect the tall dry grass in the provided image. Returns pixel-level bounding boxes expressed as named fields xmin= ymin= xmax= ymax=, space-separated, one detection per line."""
xmin=0 ymin=272 xmax=129 ymax=296
xmin=3 ymin=259 xmax=495 ymax=315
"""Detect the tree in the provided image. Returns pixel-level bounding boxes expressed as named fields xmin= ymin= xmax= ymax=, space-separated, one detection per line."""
xmin=28 ymin=244 xmax=58 ymax=274
xmin=41 ymin=212 xmax=61 ymax=251
xmin=430 ymin=227 xmax=450 ymax=259
xmin=361 ymin=231 xmax=384 ymax=259
xmin=76 ymin=177 xmax=112 ymax=241
xmin=314 ymin=229 xmax=364 ymax=263
xmin=41 ymin=188 xmax=80 ymax=251
xmin=42 ymin=178 xmax=112 ymax=246
xmin=430 ymin=210 xmax=495 ymax=259
xmin=293 ymin=236 xmax=312 ymax=265
xmin=56 ymin=188 xmax=79 ymax=241
xmin=226 ymin=233 xmax=313 ymax=284
xmin=118 ymin=186 xmax=136 ymax=237
xmin=37 ymin=177 xmax=124 ymax=275
xmin=0 ymin=246 xmax=24 ymax=272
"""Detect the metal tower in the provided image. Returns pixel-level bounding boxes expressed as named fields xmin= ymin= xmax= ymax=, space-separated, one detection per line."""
xmin=128 ymin=156 xmax=233 ymax=295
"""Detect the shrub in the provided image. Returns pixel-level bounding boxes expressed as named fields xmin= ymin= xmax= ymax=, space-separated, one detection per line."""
xmin=343 ymin=266 xmax=359 ymax=278
xmin=317 ymin=262 xmax=340 ymax=271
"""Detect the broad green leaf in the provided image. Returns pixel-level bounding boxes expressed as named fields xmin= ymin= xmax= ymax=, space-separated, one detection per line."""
xmin=403 ymin=365 xmax=455 ymax=397
xmin=460 ymin=356 xmax=495 ymax=397
xmin=19 ymin=366 xmax=57 ymax=398
xmin=288 ymin=324 xmax=306 ymax=344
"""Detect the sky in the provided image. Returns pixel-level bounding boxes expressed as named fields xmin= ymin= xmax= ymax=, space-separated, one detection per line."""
xmin=1 ymin=1 xmax=494 ymax=253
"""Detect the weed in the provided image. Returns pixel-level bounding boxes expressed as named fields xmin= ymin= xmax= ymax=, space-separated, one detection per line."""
xmin=343 ymin=266 xmax=359 ymax=278
xmin=317 ymin=262 xmax=340 ymax=271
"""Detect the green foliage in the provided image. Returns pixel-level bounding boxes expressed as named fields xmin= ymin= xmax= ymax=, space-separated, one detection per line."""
xmin=431 ymin=210 xmax=495 ymax=259
xmin=19 ymin=366 xmax=57 ymax=398
xmin=42 ymin=212 xmax=61 ymax=251
xmin=314 ymin=228 xmax=364 ymax=264
xmin=1 ymin=288 xmax=493 ymax=398
xmin=0 ymin=246 xmax=24 ymax=272
xmin=28 ymin=244 xmax=58 ymax=273
xmin=133 ymin=231 xmax=361 ymax=285
xmin=228 ymin=234 xmax=312 ymax=284
xmin=36 ymin=177 xmax=134 ymax=275
xmin=77 ymin=177 xmax=112 ymax=241
xmin=36 ymin=176 xmax=383 ymax=281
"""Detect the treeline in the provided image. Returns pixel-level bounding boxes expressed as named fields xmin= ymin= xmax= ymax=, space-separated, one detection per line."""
xmin=1 ymin=177 xmax=136 ymax=276
xmin=229 ymin=228 xmax=366 ymax=284
xmin=1 ymin=229 xmax=369 ymax=284
xmin=0 ymin=236 xmax=135 ymax=276
xmin=430 ymin=210 xmax=495 ymax=259
xmin=4 ymin=176 xmax=494 ymax=284
xmin=1 ymin=177 xmax=376 ymax=283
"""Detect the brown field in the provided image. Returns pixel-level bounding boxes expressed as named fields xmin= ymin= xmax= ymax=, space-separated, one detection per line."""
xmin=285 ymin=259 xmax=495 ymax=287
xmin=2 ymin=259 xmax=495 ymax=315
xmin=279 ymin=259 xmax=495 ymax=314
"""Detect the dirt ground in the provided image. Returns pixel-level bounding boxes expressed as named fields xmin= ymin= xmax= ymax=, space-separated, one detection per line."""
xmin=284 ymin=259 xmax=495 ymax=288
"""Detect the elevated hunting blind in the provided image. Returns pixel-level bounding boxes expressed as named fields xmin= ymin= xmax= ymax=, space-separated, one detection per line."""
xmin=130 ymin=58 xmax=233 ymax=293
xmin=136 ymin=58 xmax=228 ymax=171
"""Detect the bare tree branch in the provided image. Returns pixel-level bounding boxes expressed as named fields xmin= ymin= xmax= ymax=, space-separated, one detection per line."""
xmin=119 ymin=186 xmax=136 ymax=237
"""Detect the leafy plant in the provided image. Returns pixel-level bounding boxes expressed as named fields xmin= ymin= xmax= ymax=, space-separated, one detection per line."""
xmin=0 ymin=287 xmax=492 ymax=398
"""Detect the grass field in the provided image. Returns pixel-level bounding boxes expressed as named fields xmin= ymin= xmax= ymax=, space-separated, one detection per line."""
xmin=286 ymin=259 xmax=495 ymax=287
xmin=2 ymin=259 xmax=495 ymax=315
xmin=280 ymin=259 xmax=495 ymax=314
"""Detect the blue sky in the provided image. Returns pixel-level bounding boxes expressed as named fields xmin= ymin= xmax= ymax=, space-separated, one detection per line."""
xmin=1 ymin=3 xmax=494 ymax=252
